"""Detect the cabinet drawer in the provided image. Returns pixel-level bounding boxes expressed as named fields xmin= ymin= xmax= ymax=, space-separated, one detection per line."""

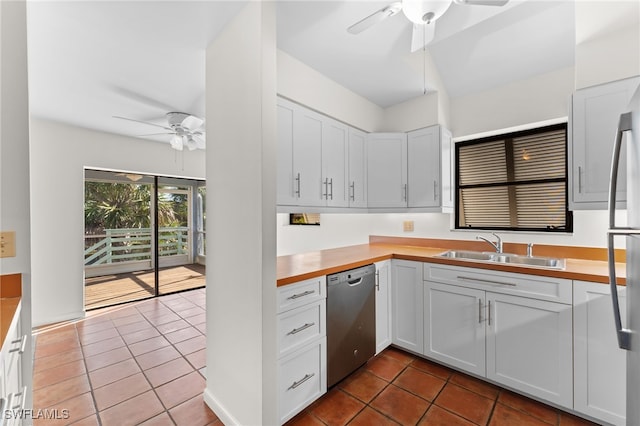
xmin=278 ymin=337 xmax=326 ymax=424
xmin=278 ymin=300 xmax=325 ymax=356
xmin=277 ymin=276 xmax=326 ymax=313
xmin=424 ymin=263 xmax=572 ymax=304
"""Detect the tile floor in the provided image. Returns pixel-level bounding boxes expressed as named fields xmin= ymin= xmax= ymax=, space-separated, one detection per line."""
xmin=33 ymin=288 xmax=598 ymax=426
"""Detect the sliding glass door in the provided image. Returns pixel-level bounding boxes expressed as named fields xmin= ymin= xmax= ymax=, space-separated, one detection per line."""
xmin=84 ymin=170 xmax=205 ymax=309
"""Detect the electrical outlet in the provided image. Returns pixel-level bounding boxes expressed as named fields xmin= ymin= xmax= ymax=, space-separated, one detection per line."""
xmin=1 ymin=231 xmax=16 ymax=258
xmin=403 ymin=221 xmax=414 ymax=232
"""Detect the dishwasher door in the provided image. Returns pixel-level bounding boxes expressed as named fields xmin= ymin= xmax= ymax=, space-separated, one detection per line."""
xmin=327 ymin=264 xmax=376 ymax=387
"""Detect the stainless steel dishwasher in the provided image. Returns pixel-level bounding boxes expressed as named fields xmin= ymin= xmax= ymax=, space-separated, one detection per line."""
xmin=326 ymin=263 xmax=376 ymax=387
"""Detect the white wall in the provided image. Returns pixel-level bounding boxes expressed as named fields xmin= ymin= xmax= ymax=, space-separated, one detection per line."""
xmin=204 ymin=2 xmax=277 ymax=425
xmin=450 ymin=66 xmax=575 ymax=138
xmin=29 ymin=119 xmax=205 ymax=326
xmin=277 ymin=50 xmax=384 ymax=132
xmin=380 ymin=92 xmax=440 ymax=132
xmin=1 ymin=0 xmax=33 ymax=410
xmin=575 ymin=1 xmax=640 ymax=89
xmin=277 ymin=210 xmax=627 ymax=256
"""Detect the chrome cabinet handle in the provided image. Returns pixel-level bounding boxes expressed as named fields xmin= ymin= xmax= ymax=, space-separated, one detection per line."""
xmin=488 ymin=300 xmax=492 ymax=326
xmin=577 ymin=166 xmax=582 ymax=194
xmin=350 ymin=182 xmax=355 ymax=201
xmin=287 ymin=290 xmax=315 ymax=300
xmin=375 ymin=270 xmax=380 ymax=291
xmin=11 ymin=387 xmax=27 ymax=411
xmin=288 ymin=373 xmax=315 ymax=390
xmin=9 ymin=335 xmax=27 ymax=354
xmin=295 ymin=173 xmax=301 ymax=198
xmin=403 ymin=184 xmax=407 ymax=201
xmin=478 ymin=298 xmax=482 ymax=324
xmin=457 ymin=276 xmax=516 ymax=287
xmin=329 ymin=178 xmax=333 ymax=200
xmin=287 ymin=322 xmax=315 ymax=335
xmin=433 ymin=180 xmax=438 ymax=201
xmin=323 ymin=178 xmax=328 ymax=199
xmin=607 ymin=111 xmax=633 ymax=350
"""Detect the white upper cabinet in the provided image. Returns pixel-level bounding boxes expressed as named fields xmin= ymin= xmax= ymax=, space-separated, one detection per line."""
xmin=367 ymin=133 xmax=408 ymax=208
xmin=407 ymin=126 xmax=441 ymax=208
xmin=294 ymin=106 xmax=324 ymax=207
xmin=367 ymin=125 xmax=452 ymax=211
xmin=322 ymin=119 xmax=349 ymax=207
xmin=348 ymin=128 xmax=368 ymax=208
xmin=570 ymin=76 xmax=640 ymax=209
xmin=277 ymin=98 xmax=297 ymax=206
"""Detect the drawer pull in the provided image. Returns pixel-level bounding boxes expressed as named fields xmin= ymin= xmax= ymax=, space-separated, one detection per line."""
xmin=287 ymin=290 xmax=315 ymax=300
xmin=10 ymin=335 xmax=27 ymax=354
xmin=288 ymin=373 xmax=315 ymax=390
xmin=11 ymin=386 xmax=27 ymax=410
xmin=287 ymin=322 xmax=315 ymax=335
xmin=457 ymin=276 xmax=516 ymax=287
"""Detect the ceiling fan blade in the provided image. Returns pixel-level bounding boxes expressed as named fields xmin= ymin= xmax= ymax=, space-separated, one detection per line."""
xmin=347 ymin=2 xmax=402 ymax=34
xmin=181 ymin=115 xmax=204 ymax=130
xmin=454 ymin=0 xmax=509 ymax=6
xmin=113 ymin=116 xmax=172 ymax=131
xmin=137 ymin=133 xmax=174 ymax=137
xmin=410 ymin=22 xmax=436 ymax=52
xmin=193 ymin=135 xmax=206 ymax=150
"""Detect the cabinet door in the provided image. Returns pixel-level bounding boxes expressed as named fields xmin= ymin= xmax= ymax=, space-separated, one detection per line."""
xmin=375 ymin=260 xmax=391 ymax=354
xmin=277 ymin=98 xmax=297 ymax=206
xmin=486 ymin=293 xmax=572 ymax=409
xmin=293 ymin=107 xmax=323 ymax=207
xmin=407 ymin=126 xmax=440 ymax=208
xmin=348 ymin=128 xmax=367 ymax=208
xmin=367 ymin=133 xmax=407 ymax=208
xmin=574 ymin=281 xmax=626 ymax=426
xmin=322 ymin=119 xmax=348 ymax=207
xmin=391 ymin=260 xmax=423 ymax=353
xmin=571 ymin=76 xmax=639 ymax=209
xmin=424 ymin=281 xmax=485 ymax=376
xmin=440 ymin=127 xmax=454 ymax=212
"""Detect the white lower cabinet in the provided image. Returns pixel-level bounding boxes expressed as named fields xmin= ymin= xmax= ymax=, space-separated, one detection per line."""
xmin=375 ymin=260 xmax=391 ymax=354
xmin=278 ymin=338 xmax=327 ymax=424
xmin=424 ymin=281 xmax=485 ymax=376
xmin=391 ymin=260 xmax=423 ymax=353
xmin=486 ymin=292 xmax=573 ymax=409
xmin=573 ymin=281 xmax=626 ymax=426
xmin=277 ymin=278 xmax=327 ymax=424
xmin=1 ymin=301 xmax=26 ymax=426
xmin=423 ymin=263 xmax=573 ymax=409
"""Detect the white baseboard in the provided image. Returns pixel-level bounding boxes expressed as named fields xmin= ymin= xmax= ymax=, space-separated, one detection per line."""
xmin=203 ymin=388 xmax=241 ymax=426
xmin=32 ymin=310 xmax=86 ymax=329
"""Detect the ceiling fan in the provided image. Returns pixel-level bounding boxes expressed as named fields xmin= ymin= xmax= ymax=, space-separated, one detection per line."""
xmin=348 ymin=0 xmax=509 ymax=51
xmin=113 ymin=112 xmax=205 ymax=151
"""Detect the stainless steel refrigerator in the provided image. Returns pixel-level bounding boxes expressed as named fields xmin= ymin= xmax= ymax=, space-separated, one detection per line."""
xmin=608 ymin=85 xmax=640 ymax=425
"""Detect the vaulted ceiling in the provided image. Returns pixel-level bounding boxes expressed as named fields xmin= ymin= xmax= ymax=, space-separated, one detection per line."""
xmin=26 ymin=1 xmax=582 ymax=144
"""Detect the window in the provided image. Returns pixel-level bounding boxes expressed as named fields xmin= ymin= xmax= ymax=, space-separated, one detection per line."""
xmin=455 ymin=123 xmax=572 ymax=232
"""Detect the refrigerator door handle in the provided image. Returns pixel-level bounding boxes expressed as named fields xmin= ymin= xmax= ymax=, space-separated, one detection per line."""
xmin=607 ymin=111 xmax=634 ymax=350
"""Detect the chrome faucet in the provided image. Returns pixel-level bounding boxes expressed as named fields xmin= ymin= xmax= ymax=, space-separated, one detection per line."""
xmin=476 ymin=233 xmax=503 ymax=253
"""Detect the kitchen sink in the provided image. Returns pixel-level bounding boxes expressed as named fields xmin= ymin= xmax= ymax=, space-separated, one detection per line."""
xmin=437 ymin=250 xmax=566 ymax=270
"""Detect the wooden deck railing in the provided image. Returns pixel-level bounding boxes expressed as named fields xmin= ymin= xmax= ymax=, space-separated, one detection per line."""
xmin=84 ymin=227 xmax=189 ymax=266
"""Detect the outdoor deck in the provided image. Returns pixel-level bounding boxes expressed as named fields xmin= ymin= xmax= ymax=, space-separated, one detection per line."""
xmin=84 ymin=263 xmax=206 ymax=309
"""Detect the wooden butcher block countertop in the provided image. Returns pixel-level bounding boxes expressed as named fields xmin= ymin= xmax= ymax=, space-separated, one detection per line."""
xmin=1 ymin=273 xmax=22 ymax=347
xmin=276 ymin=236 xmax=626 ymax=287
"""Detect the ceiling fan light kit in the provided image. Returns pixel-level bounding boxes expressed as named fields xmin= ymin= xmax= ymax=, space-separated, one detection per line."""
xmin=348 ymin=0 xmax=509 ymax=51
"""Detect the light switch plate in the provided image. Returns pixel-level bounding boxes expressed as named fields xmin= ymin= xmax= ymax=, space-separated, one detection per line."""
xmin=403 ymin=221 xmax=414 ymax=232
xmin=1 ymin=231 xmax=16 ymax=258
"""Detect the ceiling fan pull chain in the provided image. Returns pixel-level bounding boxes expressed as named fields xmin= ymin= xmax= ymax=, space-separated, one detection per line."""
xmin=423 ymin=26 xmax=427 ymax=95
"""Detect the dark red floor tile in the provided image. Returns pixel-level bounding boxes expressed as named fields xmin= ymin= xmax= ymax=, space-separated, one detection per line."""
xmin=370 ymin=384 xmax=430 ymax=425
xmin=310 ymin=388 xmax=364 ymax=425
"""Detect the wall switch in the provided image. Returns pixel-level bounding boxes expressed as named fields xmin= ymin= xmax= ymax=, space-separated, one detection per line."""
xmin=403 ymin=221 xmax=414 ymax=232
xmin=1 ymin=231 xmax=16 ymax=258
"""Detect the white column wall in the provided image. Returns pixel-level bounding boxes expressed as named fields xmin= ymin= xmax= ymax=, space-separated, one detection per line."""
xmin=29 ymin=119 xmax=205 ymax=326
xmin=0 ymin=0 xmax=33 ymax=410
xmin=203 ymin=2 xmax=277 ymax=424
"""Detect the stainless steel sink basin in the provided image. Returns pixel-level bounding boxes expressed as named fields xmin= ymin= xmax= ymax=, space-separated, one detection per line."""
xmin=437 ymin=250 xmax=566 ymax=270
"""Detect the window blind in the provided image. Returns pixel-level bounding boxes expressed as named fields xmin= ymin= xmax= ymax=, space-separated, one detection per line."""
xmin=456 ymin=124 xmax=571 ymax=232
